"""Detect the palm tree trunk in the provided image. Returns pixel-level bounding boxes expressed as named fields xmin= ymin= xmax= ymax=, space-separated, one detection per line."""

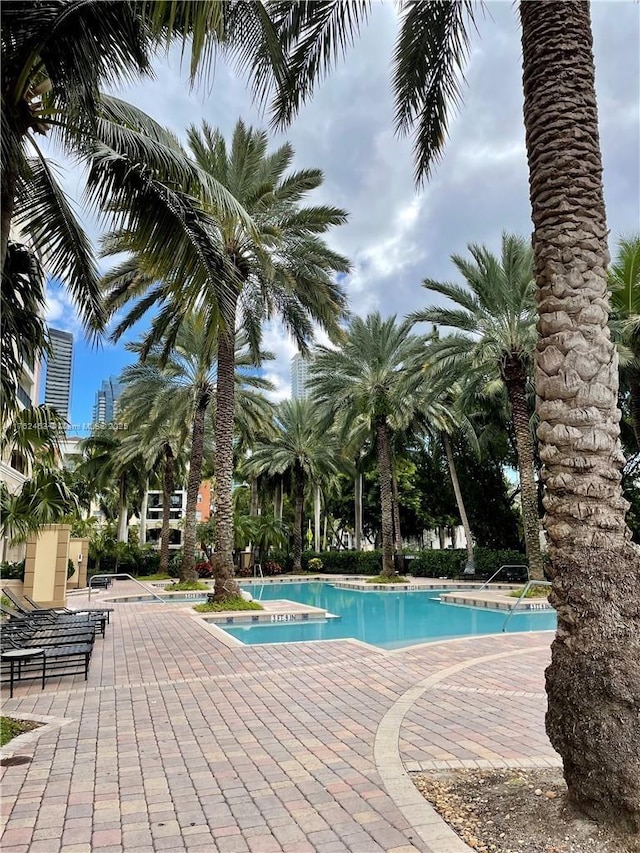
xmin=375 ymin=417 xmax=395 ymax=578
xmin=354 ymin=472 xmax=363 ymax=551
xmin=442 ymin=432 xmax=475 ymax=574
xmin=503 ymin=360 xmax=544 ymax=580
xmin=180 ymin=392 xmax=209 ymax=582
xmin=314 ymin=485 xmax=321 ymax=552
xmin=117 ymin=474 xmax=128 ymax=543
xmin=0 ymin=164 xmax=17 ymax=275
xmin=630 ymin=378 xmax=640 ymax=452
xmin=250 ymin=478 xmax=259 ymax=516
xmin=212 ymin=321 xmax=241 ymax=600
xmin=293 ymin=462 xmax=305 ymax=572
xmin=391 ymin=456 xmax=402 ymax=553
xmin=274 ymin=477 xmax=284 ymax=521
xmin=139 ymin=479 xmax=148 ymax=547
xmin=159 ymin=444 xmax=175 ymax=576
xmin=521 ymin=0 xmax=639 ymax=830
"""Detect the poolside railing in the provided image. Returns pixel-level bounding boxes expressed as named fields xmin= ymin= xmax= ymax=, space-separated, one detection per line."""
xmin=476 ymin=564 xmax=529 ymax=592
xmin=502 ymin=578 xmax=552 ymax=632
xmin=88 ymin=573 xmax=167 ymax=604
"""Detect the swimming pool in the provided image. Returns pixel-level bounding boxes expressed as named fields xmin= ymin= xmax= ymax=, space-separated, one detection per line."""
xmin=221 ymin=582 xmax=556 ymax=650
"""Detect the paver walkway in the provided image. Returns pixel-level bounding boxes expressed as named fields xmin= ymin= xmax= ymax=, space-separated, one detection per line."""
xmin=0 ymin=584 xmax=559 ymax=853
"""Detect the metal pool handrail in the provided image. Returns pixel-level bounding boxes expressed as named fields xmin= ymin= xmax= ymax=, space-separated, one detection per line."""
xmin=476 ymin=564 xmax=529 ymax=592
xmin=502 ymin=579 xmax=552 ymax=632
xmin=88 ymin=573 xmax=167 ymax=604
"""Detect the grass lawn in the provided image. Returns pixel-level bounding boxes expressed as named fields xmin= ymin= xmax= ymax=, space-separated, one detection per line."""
xmin=0 ymin=717 xmax=41 ymax=747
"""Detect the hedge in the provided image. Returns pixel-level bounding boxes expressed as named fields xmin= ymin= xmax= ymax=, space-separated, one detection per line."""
xmin=409 ymin=548 xmax=527 ymax=580
xmin=268 ymin=548 xmax=527 ymax=580
xmin=88 ymin=547 xmax=161 ymax=577
xmin=0 ymin=560 xmax=25 ymax=581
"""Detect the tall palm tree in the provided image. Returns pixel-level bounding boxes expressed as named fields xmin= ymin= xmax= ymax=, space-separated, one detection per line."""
xmin=410 ymin=234 xmax=543 ymax=579
xmin=102 ymin=119 xmax=350 ymax=591
xmin=247 ymin=399 xmax=342 ymax=574
xmin=121 ymin=314 xmax=274 ymax=583
xmin=608 ymin=236 xmax=640 ymax=450
xmin=77 ymin=429 xmax=146 ymax=543
xmin=253 ymin=0 xmax=639 ymax=826
xmin=411 ymin=384 xmax=479 ymax=575
xmin=116 ymin=385 xmax=190 ymax=575
xmin=311 ymin=313 xmax=429 ymax=577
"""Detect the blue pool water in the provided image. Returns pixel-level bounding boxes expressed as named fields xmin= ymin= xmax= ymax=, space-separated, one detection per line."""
xmin=221 ymin=582 xmax=556 ymax=650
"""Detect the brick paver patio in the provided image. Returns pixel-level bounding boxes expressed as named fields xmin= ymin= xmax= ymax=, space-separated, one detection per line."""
xmin=0 ymin=583 xmax=559 ymax=853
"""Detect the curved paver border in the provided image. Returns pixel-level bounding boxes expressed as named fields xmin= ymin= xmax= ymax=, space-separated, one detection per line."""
xmin=374 ymin=644 xmax=549 ymax=853
xmin=0 ymin=712 xmax=73 ymax=762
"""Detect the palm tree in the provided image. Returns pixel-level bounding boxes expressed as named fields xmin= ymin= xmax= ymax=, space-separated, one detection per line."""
xmin=115 ymin=384 xmax=190 ymax=575
xmin=1 ymin=241 xmax=48 ymax=418
xmin=254 ymin=1 xmax=639 ymax=826
xmin=247 ymin=399 xmax=342 ymax=574
xmin=77 ymin=429 xmax=146 ymax=544
xmin=1 ymin=404 xmax=77 ymax=545
xmin=411 ymin=384 xmax=479 ymax=575
xmin=121 ymin=314 xmax=274 ymax=583
xmin=410 ymin=234 xmax=543 ymax=579
xmin=609 ymin=236 xmax=640 ymax=450
xmin=0 ymin=0 xmax=297 ymax=319
xmin=101 ymin=119 xmax=350 ymax=591
xmin=311 ymin=314 xmax=429 ymax=577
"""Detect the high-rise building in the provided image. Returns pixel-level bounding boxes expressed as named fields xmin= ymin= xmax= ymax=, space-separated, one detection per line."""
xmin=291 ymin=353 xmax=311 ymax=399
xmin=44 ymin=328 xmax=73 ymax=422
xmin=92 ymin=375 xmax=124 ymax=425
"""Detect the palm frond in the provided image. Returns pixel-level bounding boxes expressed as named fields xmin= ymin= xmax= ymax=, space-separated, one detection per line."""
xmin=393 ymin=0 xmax=476 ymax=182
xmin=14 ymin=147 xmax=103 ymax=331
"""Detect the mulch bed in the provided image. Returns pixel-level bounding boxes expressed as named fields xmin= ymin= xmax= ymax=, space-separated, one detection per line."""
xmin=413 ymin=768 xmax=639 ymax=853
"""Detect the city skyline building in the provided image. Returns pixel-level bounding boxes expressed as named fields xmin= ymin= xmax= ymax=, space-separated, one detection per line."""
xmin=44 ymin=328 xmax=73 ymax=422
xmin=291 ymin=353 xmax=311 ymax=400
xmin=92 ymin=375 xmax=124 ymax=425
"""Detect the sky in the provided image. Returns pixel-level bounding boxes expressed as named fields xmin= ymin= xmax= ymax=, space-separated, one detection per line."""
xmin=42 ymin=1 xmax=640 ymax=431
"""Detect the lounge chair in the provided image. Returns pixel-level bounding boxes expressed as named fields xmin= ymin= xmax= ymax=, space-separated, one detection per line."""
xmin=2 ymin=589 xmax=106 ymax=636
xmin=1 ymin=607 xmax=97 ymax=644
xmin=23 ymin=593 xmax=113 ymax=624
xmin=2 ymin=635 xmax=92 ymax=682
xmin=3 ymin=626 xmax=95 ymax=648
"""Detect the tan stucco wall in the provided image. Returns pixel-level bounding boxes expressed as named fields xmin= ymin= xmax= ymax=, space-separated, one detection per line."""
xmin=68 ymin=537 xmax=89 ymax=589
xmin=24 ymin=525 xmax=70 ymax=607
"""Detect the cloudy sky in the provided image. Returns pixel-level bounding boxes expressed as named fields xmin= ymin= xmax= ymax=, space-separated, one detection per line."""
xmin=45 ymin=1 xmax=640 ymax=429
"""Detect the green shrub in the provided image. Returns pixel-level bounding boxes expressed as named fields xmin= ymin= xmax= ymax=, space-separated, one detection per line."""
xmin=268 ymin=548 xmax=526 ymax=580
xmin=67 ymin=559 xmax=75 ymax=579
xmin=134 ymin=549 xmax=161 ymax=576
xmin=366 ymin=575 xmax=408 ymax=584
xmin=0 ymin=560 xmax=25 ymax=581
xmin=307 ymin=557 xmax=323 ymax=572
xmin=193 ymin=597 xmax=263 ymax=612
xmin=410 ymin=550 xmax=464 ymax=578
xmin=164 ymin=581 xmax=208 ymax=591
xmin=410 ymin=548 xmax=527 ymax=580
